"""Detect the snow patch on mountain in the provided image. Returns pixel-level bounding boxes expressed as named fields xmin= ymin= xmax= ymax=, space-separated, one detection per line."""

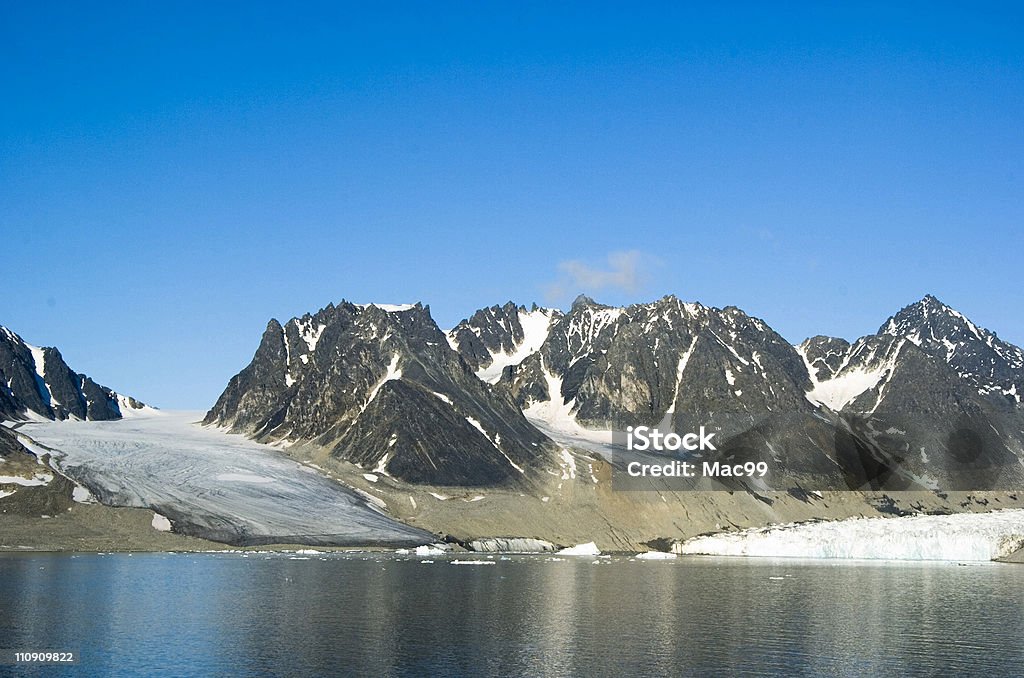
xmin=0 ymin=471 xmax=53 ymax=487
xmin=151 ymin=512 xmax=172 ymax=532
xmin=802 ymin=340 xmax=903 ymax=412
xmin=522 ymin=363 xmax=615 ymax=459
xmin=665 ymin=337 xmax=698 ymax=415
xmin=295 ymin=319 xmax=326 ymax=352
xmin=115 ymin=394 xmax=159 ymax=418
xmin=356 ymin=303 xmax=416 ymax=313
xmin=466 ymin=416 xmax=524 ymax=474
xmin=474 ymin=309 xmax=556 ymax=383
xmin=523 ymin=365 xmax=580 ymax=432
xmin=362 ymin=354 xmax=402 ymax=412
xmin=26 ymin=344 xmax=54 ymax=407
xmin=806 ymin=366 xmax=888 ymax=410
xmin=564 ymin=306 xmax=623 ymax=354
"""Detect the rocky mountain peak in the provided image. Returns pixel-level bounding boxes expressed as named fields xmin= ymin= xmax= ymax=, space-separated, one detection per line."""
xmin=0 ymin=324 xmax=151 ymax=421
xmin=446 ymin=302 xmax=562 ymax=382
xmin=882 ymin=294 xmax=971 ymax=337
xmin=206 ymin=300 xmax=556 ymax=487
xmin=875 ymin=296 xmax=1023 ymax=402
xmin=571 ymin=294 xmax=600 ymax=310
xmin=209 ymin=293 xmax=1024 ymax=493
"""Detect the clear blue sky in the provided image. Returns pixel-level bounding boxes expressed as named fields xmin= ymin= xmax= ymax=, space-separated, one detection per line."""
xmin=2 ymin=2 xmax=1022 ymax=409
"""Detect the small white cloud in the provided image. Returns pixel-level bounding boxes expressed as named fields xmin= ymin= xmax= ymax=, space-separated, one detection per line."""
xmin=544 ymin=250 xmax=655 ymax=302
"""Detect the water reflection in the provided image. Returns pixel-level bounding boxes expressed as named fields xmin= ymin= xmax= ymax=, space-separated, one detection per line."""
xmin=0 ymin=554 xmax=1022 ymax=677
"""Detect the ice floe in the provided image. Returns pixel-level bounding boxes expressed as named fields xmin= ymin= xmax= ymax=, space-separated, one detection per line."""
xmin=558 ymin=542 xmax=601 ymax=556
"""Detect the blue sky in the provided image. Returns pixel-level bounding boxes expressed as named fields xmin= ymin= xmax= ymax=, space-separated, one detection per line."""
xmin=2 ymin=2 xmax=1022 ymax=409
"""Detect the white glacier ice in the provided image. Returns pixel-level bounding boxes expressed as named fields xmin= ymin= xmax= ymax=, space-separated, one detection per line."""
xmin=15 ymin=411 xmax=433 ymax=546
xmin=468 ymin=538 xmax=557 ymax=553
xmin=558 ymin=542 xmax=601 ymax=556
xmin=151 ymin=512 xmax=172 ymax=532
xmin=675 ymin=510 xmax=1024 ymax=562
xmin=414 ymin=544 xmax=448 ymax=556
xmin=634 ymin=551 xmax=677 ymax=560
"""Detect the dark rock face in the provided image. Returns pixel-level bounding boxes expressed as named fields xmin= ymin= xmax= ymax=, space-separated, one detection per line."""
xmin=0 ymin=425 xmax=23 ymax=457
xmin=798 ymin=296 xmax=1024 ymax=490
xmin=797 ymin=336 xmax=852 ymax=382
xmin=205 ymin=302 xmax=554 ymax=487
xmin=489 ymin=295 xmax=855 ymax=488
xmin=497 ymin=295 xmax=813 ymax=432
xmin=0 ymin=326 xmax=147 ymax=421
xmin=487 ymin=294 xmax=1024 ymax=492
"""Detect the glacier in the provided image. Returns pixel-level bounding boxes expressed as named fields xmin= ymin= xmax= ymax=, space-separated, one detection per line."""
xmin=11 ymin=411 xmax=433 ymax=547
xmin=675 ymin=510 xmax=1024 ymax=562
xmin=558 ymin=542 xmax=601 ymax=556
xmin=467 ymin=538 xmax=557 ymax=553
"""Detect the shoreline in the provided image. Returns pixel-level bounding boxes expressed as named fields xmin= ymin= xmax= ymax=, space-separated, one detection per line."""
xmin=3 ymin=504 xmax=1023 ymax=564
xmin=2 ymin=546 xmax=1022 ymax=564
xmin=5 ymin=423 xmax=1024 ymax=563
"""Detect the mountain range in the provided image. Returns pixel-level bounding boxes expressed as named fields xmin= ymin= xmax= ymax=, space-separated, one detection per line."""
xmin=206 ymin=294 xmax=1024 ymax=493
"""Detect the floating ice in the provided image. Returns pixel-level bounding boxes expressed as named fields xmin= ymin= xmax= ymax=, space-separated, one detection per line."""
xmin=635 ymin=551 xmax=677 ymax=560
xmin=558 ymin=542 xmax=601 ymax=556
xmin=414 ymin=544 xmax=447 ymax=556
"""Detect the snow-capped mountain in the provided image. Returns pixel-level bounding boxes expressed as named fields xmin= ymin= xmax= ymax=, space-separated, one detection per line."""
xmin=800 ymin=295 xmax=1023 ymax=410
xmin=463 ymin=295 xmax=850 ymax=489
xmin=210 ymin=294 xmax=1024 ymax=493
xmin=797 ymin=295 xmax=1024 ymax=490
xmin=494 ymin=294 xmax=814 ymax=433
xmin=455 ymin=293 xmax=1023 ymax=492
xmin=204 ymin=301 xmax=555 ymax=486
xmin=0 ymin=325 xmax=149 ymax=421
xmin=882 ymin=295 xmax=1023 ymax=402
xmin=446 ymin=302 xmax=562 ymax=383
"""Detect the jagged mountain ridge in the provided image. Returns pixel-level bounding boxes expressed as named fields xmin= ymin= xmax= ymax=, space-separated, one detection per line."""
xmin=484 ymin=294 xmax=852 ymax=489
xmin=470 ymin=293 xmax=1023 ymax=491
xmin=800 ymin=295 xmax=1022 ymax=409
xmin=446 ymin=302 xmax=562 ymax=383
xmin=0 ymin=325 xmax=149 ymax=422
xmin=209 ymin=293 xmax=1024 ymax=491
xmin=494 ymin=294 xmax=814 ymax=433
xmin=204 ymin=302 xmax=554 ymax=487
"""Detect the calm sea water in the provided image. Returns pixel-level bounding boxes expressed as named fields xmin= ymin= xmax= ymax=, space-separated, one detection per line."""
xmin=0 ymin=552 xmax=1022 ymax=677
